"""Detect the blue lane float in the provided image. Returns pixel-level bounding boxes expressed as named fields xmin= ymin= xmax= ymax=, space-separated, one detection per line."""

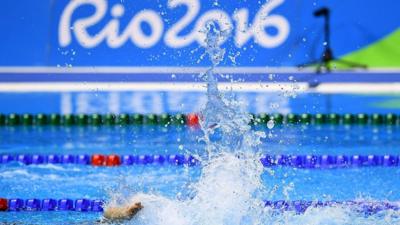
xmin=2 ymin=198 xmax=399 ymax=214
xmin=1 ymin=154 xmax=399 ymax=168
xmin=5 ymin=198 xmax=104 ymax=212
xmin=42 ymin=199 xmax=57 ymax=211
xmin=263 ymin=200 xmax=400 ymax=214
xmin=260 ymin=154 xmax=400 ymax=168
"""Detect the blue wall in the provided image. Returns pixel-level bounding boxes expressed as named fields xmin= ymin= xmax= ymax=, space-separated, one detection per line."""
xmin=1 ymin=0 xmax=399 ymax=67
xmin=0 ymin=92 xmax=398 ymax=114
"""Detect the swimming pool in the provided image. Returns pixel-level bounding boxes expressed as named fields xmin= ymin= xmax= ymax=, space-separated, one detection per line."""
xmin=1 ymin=113 xmax=400 ymax=224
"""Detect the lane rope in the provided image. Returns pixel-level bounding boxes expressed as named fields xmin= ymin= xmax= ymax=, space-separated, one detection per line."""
xmin=0 ymin=198 xmax=103 ymax=212
xmin=0 ymin=113 xmax=398 ymax=126
xmin=1 ymin=154 xmax=399 ymax=168
xmin=0 ymin=198 xmax=398 ymax=214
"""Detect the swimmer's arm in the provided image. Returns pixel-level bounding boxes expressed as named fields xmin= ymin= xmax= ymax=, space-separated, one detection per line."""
xmin=103 ymin=207 xmax=129 ymax=220
xmin=103 ymin=202 xmax=143 ymax=220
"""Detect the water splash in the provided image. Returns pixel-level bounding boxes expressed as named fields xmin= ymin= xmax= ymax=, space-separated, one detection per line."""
xmin=104 ymin=22 xmax=266 ymax=225
xmin=186 ymin=23 xmax=267 ymax=224
xmin=199 ymin=23 xmax=264 ymax=152
xmin=104 ymin=22 xmax=400 ymax=225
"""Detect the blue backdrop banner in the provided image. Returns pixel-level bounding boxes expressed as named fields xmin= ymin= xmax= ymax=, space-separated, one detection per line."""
xmin=1 ymin=0 xmax=399 ymax=67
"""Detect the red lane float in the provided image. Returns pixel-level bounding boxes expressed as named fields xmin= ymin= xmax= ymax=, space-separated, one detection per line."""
xmin=186 ymin=113 xmax=199 ymax=127
xmin=0 ymin=198 xmax=8 ymax=211
xmin=91 ymin=154 xmax=105 ymax=166
xmin=106 ymin=155 xmax=121 ymax=166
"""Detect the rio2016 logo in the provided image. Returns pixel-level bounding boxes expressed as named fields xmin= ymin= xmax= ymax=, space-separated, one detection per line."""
xmin=59 ymin=0 xmax=289 ymax=49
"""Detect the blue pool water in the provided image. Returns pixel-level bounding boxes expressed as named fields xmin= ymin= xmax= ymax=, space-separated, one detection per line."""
xmin=1 ymin=124 xmax=400 ymax=224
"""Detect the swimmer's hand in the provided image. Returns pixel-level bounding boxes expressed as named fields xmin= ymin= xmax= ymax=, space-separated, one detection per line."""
xmin=103 ymin=202 xmax=143 ymax=221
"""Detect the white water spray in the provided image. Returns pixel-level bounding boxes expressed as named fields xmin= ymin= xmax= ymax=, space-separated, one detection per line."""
xmin=105 ymin=22 xmax=267 ymax=225
xmin=103 ymin=21 xmax=400 ymax=225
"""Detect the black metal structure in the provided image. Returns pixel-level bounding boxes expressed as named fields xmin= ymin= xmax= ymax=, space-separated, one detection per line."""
xmin=300 ymin=7 xmax=367 ymax=73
